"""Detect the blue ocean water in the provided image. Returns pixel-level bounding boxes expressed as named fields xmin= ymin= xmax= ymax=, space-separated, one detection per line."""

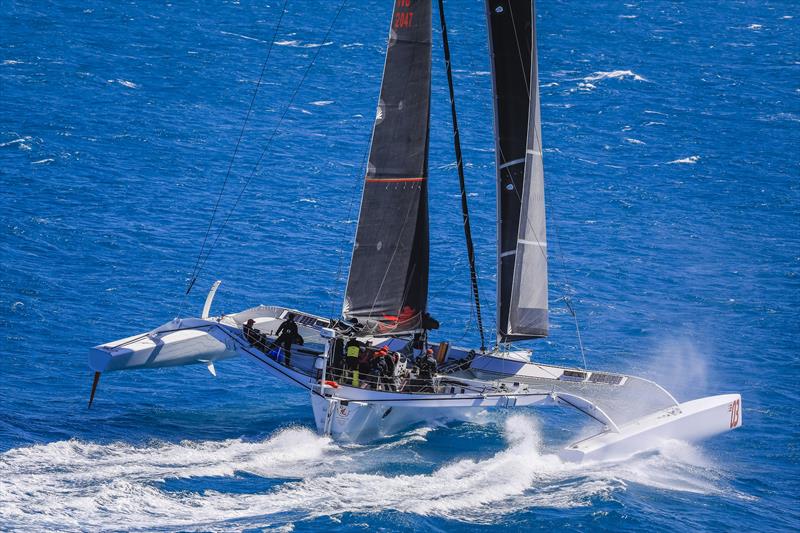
xmin=1 ymin=0 xmax=798 ymax=530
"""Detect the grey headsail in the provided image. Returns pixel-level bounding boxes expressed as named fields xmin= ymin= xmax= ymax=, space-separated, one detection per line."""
xmin=343 ymin=0 xmax=431 ymax=335
xmin=486 ymin=0 xmax=548 ymax=342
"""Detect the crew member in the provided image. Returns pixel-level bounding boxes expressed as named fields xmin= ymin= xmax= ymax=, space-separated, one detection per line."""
xmin=358 ymin=344 xmax=374 ymax=388
xmin=243 ymin=319 xmax=267 ymax=352
xmin=417 ymin=348 xmax=438 ymax=392
xmin=243 ymin=319 xmax=258 ymax=345
xmin=345 ymin=337 xmax=361 ymax=386
xmin=275 ymin=313 xmax=300 ymax=367
xmin=381 ymin=350 xmax=398 ymax=391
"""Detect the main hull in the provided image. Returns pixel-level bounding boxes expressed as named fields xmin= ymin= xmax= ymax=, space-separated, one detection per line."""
xmin=310 ymin=394 xmax=491 ymax=442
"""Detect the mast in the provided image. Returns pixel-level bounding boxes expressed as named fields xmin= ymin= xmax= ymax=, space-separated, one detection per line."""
xmin=343 ymin=0 xmax=432 ymax=335
xmin=486 ymin=0 xmax=548 ymax=343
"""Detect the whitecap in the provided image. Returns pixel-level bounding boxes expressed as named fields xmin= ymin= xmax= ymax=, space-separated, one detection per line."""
xmin=1 ymin=59 xmax=23 ymax=65
xmin=220 ymin=30 xmax=268 ymax=44
xmin=625 ymin=138 xmax=646 ymax=145
xmin=302 ymin=41 xmax=333 ymax=49
xmin=310 ymin=100 xmax=334 ymax=106
xmin=276 ymin=40 xmax=333 ymax=48
xmin=32 ymin=158 xmax=54 ymax=164
xmin=114 ymin=79 xmax=138 ymax=89
xmin=0 ymin=136 xmax=32 ymax=148
xmin=667 ymin=155 xmax=700 ymax=164
xmin=747 ymin=23 xmax=762 ymax=30
xmin=583 ymin=70 xmax=648 ymax=82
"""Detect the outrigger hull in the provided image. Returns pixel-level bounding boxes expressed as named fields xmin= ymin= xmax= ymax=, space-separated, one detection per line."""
xmin=88 ymin=305 xmax=742 ymax=461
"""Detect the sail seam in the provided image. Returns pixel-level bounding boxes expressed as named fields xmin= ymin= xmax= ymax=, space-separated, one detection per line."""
xmin=518 ymin=239 xmax=546 ymax=248
xmin=499 ymin=157 xmax=525 ymax=169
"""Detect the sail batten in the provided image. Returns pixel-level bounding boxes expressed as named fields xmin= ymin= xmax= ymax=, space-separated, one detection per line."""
xmin=487 ymin=0 xmax=548 ymax=342
xmin=343 ymin=0 xmax=432 ymax=335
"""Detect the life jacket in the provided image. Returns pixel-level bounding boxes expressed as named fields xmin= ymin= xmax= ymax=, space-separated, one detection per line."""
xmin=346 ymin=345 xmax=360 ymax=358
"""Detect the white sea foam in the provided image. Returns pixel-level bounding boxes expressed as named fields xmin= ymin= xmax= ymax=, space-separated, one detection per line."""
xmin=110 ymin=79 xmax=138 ymax=89
xmin=310 ymin=100 xmax=334 ymax=106
xmin=0 ymin=136 xmax=32 ymax=148
xmin=625 ymin=138 xmax=646 ymax=145
xmin=667 ymin=155 xmax=700 ymax=164
xmin=32 ymin=158 xmax=54 ymax=164
xmin=276 ymin=40 xmax=333 ymax=48
xmin=0 ymin=417 xmax=737 ymax=530
xmin=583 ymin=70 xmax=648 ymax=83
xmin=2 ymin=59 xmax=23 ymax=65
xmin=220 ymin=30 xmax=268 ymax=44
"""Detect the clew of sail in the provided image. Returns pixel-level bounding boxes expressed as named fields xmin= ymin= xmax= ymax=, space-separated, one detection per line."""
xmin=343 ymin=0 xmax=432 ymax=335
xmin=487 ymin=0 xmax=548 ymax=342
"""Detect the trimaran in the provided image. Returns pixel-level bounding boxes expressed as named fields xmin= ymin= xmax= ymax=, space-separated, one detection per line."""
xmin=88 ymin=0 xmax=742 ymax=462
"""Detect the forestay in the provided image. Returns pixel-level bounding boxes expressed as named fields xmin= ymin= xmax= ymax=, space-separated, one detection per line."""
xmin=344 ymin=0 xmax=432 ymax=335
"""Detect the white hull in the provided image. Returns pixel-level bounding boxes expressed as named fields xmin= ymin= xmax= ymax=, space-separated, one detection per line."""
xmin=89 ymin=305 xmax=742 ymax=461
xmin=310 ymin=394 xmax=488 ymax=442
xmin=560 ymin=393 xmax=742 ymax=463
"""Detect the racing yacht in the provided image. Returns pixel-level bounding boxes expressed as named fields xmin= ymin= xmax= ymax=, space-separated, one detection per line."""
xmin=88 ymin=0 xmax=742 ymax=462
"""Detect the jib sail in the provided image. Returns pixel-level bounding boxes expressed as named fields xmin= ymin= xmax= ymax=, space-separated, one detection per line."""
xmin=486 ymin=0 xmax=548 ymax=342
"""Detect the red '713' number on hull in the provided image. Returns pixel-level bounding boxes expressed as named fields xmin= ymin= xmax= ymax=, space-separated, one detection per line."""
xmin=729 ymin=399 xmax=740 ymax=428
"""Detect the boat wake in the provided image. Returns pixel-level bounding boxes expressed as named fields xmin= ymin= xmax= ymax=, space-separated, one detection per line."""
xmin=0 ymin=416 xmax=742 ymax=530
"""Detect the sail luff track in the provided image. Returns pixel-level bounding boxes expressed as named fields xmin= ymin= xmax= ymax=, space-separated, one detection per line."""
xmin=437 ymin=0 xmax=486 ymax=351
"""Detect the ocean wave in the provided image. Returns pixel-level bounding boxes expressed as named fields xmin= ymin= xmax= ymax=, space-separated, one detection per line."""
xmin=276 ymin=40 xmax=333 ymax=48
xmin=220 ymin=30 xmax=268 ymax=44
xmin=583 ymin=70 xmax=648 ymax=83
xmin=108 ymin=79 xmax=138 ymax=89
xmin=667 ymin=155 xmax=700 ymax=164
xmin=0 ymin=136 xmax=32 ymax=148
xmin=0 ymin=416 xmax=737 ymax=530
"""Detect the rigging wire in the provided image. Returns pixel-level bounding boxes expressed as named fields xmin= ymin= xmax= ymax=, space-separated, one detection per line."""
xmin=185 ymin=0 xmax=290 ymax=297
xmin=189 ymin=0 xmax=349 ymax=290
xmin=437 ymin=0 xmax=487 ymax=351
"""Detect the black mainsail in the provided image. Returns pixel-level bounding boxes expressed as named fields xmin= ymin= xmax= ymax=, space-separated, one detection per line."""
xmin=486 ymin=0 xmax=548 ymax=342
xmin=343 ymin=0 xmax=432 ymax=334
